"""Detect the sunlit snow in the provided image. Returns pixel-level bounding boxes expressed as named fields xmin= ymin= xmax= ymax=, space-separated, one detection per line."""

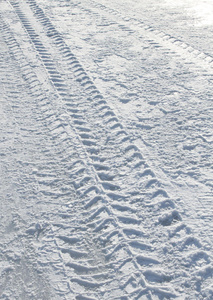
xmin=0 ymin=0 xmax=212 ymax=299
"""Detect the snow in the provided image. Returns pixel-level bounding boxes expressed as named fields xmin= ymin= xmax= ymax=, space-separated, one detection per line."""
xmin=0 ymin=0 xmax=213 ymax=299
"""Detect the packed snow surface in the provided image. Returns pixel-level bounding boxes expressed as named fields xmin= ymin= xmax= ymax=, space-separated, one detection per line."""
xmin=0 ymin=0 xmax=213 ymax=299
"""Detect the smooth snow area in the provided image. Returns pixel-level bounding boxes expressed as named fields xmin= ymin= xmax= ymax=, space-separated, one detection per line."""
xmin=164 ymin=0 xmax=213 ymax=26
xmin=0 ymin=0 xmax=213 ymax=299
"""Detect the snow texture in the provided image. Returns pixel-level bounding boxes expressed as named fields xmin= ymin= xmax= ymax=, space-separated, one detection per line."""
xmin=0 ymin=0 xmax=212 ymax=299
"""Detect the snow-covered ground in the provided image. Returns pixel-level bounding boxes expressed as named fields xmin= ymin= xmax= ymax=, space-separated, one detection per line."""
xmin=0 ymin=0 xmax=212 ymax=299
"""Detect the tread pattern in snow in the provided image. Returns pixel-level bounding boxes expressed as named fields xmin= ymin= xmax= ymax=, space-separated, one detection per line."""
xmin=1 ymin=0 xmax=213 ymax=298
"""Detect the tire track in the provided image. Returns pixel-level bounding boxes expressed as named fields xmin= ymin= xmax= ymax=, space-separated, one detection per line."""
xmin=3 ymin=0 xmax=213 ymax=298
xmin=0 ymin=9 xmax=149 ymax=299
xmin=75 ymin=0 xmax=213 ymax=244
xmin=0 ymin=20 xmax=73 ymax=299
xmin=45 ymin=0 xmax=213 ymax=247
xmin=82 ymin=0 xmax=213 ymax=70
